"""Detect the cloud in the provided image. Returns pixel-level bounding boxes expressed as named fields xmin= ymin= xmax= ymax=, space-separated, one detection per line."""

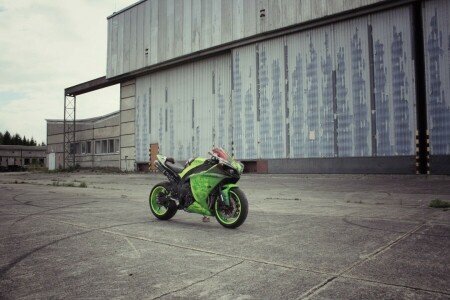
xmin=0 ymin=0 xmax=135 ymax=143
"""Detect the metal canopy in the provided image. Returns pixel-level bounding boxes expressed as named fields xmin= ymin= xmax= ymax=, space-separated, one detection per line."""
xmin=63 ymin=76 xmax=123 ymax=169
xmin=64 ymin=76 xmax=123 ymax=96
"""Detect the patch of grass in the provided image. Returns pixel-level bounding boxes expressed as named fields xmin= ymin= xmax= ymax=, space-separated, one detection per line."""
xmin=429 ymin=199 xmax=450 ymax=209
xmin=51 ymin=180 xmax=87 ymax=188
xmin=79 ymin=182 xmax=87 ymax=188
xmin=346 ymin=200 xmax=363 ymax=204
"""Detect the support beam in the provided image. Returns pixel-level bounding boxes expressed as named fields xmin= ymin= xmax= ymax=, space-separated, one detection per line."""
xmin=63 ymin=94 xmax=76 ymax=169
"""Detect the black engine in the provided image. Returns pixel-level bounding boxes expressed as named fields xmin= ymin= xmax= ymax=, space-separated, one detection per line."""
xmin=179 ymin=182 xmax=194 ymax=208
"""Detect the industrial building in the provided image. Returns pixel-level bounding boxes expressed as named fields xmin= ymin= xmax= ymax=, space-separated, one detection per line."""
xmin=46 ymin=112 xmax=121 ymax=170
xmin=60 ymin=0 xmax=450 ymax=174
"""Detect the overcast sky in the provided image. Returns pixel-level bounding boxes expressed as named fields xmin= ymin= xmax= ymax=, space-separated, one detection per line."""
xmin=0 ymin=0 xmax=138 ymax=144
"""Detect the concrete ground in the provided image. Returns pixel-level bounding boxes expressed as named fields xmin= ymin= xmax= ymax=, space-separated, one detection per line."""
xmin=0 ymin=171 xmax=449 ymax=300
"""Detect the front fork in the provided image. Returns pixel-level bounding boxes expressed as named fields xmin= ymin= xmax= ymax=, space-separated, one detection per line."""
xmin=207 ymin=184 xmax=240 ymax=214
xmin=219 ymin=183 xmax=239 ymax=206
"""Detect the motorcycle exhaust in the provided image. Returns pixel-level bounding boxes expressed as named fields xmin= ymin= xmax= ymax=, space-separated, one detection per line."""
xmin=154 ymin=160 xmax=178 ymax=184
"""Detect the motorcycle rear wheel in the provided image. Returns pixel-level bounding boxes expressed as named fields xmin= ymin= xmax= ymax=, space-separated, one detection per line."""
xmin=149 ymin=182 xmax=177 ymax=220
xmin=214 ymin=187 xmax=248 ymax=229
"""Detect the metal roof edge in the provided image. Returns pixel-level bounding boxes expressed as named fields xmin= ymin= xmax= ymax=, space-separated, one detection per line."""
xmin=46 ymin=110 xmax=120 ymax=123
xmin=107 ymin=0 xmax=146 ymax=20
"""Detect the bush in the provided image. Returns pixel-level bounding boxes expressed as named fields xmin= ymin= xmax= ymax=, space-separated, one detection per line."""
xmin=429 ymin=199 xmax=450 ymax=209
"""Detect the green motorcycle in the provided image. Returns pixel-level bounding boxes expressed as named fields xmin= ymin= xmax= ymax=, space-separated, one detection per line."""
xmin=149 ymin=148 xmax=248 ymax=229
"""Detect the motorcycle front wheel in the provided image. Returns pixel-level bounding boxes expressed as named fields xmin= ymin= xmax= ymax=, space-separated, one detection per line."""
xmin=149 ymin=182 xmax=177 ymax=220
xmin=214 ymin=187 xmax=248 ymax=229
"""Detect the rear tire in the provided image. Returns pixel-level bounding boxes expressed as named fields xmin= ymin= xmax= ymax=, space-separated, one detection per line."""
xmin=214 ymin=188 xmax=248 ymax=229
xmin=149 ymin=182 xmax=177 ymax=220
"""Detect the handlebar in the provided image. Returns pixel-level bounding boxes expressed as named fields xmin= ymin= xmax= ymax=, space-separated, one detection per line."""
xmin=208 ymin=151 xmax=220 ymax=163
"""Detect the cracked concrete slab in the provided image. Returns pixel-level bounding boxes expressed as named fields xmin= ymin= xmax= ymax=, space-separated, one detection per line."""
xmin=0 ymin=172 xmax=449 ymax=299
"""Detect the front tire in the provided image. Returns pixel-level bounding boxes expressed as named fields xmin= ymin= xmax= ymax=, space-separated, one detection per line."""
xmin=149 ymin=182 xmax=177 ymax=220
xmin=214 ymin=188 xmax=248 ymax=229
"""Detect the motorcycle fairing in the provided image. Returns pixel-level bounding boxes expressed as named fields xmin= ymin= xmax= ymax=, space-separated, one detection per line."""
xmin=179 ymin=158 xmax=211 ymax=181
xmin=155 ymin=152 xmax=241 ymax=215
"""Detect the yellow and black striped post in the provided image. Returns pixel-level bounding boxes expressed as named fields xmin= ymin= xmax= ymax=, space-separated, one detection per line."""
xmin=416 ymin=130 xmax=430 ymax=175
xmin=425 ymin=130 xmax=430 ymax=175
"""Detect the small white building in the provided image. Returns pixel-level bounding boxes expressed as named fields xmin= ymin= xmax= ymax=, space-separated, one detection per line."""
xmin=0 ymin=145 xmax=46 ymax=171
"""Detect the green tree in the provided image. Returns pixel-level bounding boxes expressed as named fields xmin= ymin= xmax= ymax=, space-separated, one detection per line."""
xmin=30 ymin=137 xmax=36 ymax=146
xmin=11 ymin=133 xmax=22 ymax=145
xmin=0 ymin=132 xmax=3 ymax=144
xmin=2 ymin=131 xmax=11 ymax=145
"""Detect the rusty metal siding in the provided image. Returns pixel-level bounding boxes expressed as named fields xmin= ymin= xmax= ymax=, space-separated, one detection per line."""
xmin=193 ymin=59 xmax=214 ymax=156
xmin=107 ymin=0 xmax=388 ymax=79
xmin=258 ymin=38 xmax=286 ymax=159
xmin=150 ymin=0 xmax=158 ymax=66
xmin=201 ymin=0 xmax=212 ymax=50
xmin=232 ymin=38 xmax=286 ymax=160
xmin=220 ymin=0 xmax=232 ymax=44
xmin=192 ymin=0 xmax=201 ymax=53
xmin=424 ymin=0 xmax=450 ymax=155
xmin=136 ymin=3 xmax=145 ymax=70
xmin=232 ymin=0 xmax=244 ymax=41
xmin=243 ymin=0 xmax=257 ymax=38
xmin=129 ymin=6 xmax=138 ymax=72
xmin=135 ymin=54 xmax=231 ymax=162
xmin=135 ymin=75 xmax=151 ymax=162
xmin=157 ymin=0 xmax=167 ymax=62
xmin=334 ymin=17 xmax=372 ymax=157
xmin=229 ymin=7 xmax=415 ymax=160
xmin=287 ymin=25 xmax=335 ymax=158
xmin=214 ymin=55 xmax=232 ymax=151
xmin=371 ymin=7 xmax=416 ymax=156
xmin=143 ymin=0 xmax=151 ymax=67
xmin=232 ymin=44 xmax=258 ymax=159
xmin=174 ymin=0 xmax=184 ymax=58
xmin=107 ymin=18 xmax=114 ymax=77
xmin=166 ymin=0 xmax=175 ymax=60
xmin=122 ymin=9 xmax=131 ymax=74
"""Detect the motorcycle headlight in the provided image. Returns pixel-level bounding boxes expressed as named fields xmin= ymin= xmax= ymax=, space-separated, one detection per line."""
xmin=222 ymin=164 xmax=237 ymax=176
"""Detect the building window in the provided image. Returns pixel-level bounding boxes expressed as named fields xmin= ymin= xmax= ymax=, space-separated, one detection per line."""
xmin=93 ymin=139 xmax=120 ymax=154
xmin=95 ymin=141 xmax=101 ymax=154
xmin=102 ymin=140 xmax=108 ymax=153
xmin=115 ymin=139 xmax=120 ymax=153
xmin=108 ymin=139 xmax=114 ymax=153
xmin=81 ymin=142 xmax=86 ymax=154
xmin=86 ymin=141 xmax=92 ymax=154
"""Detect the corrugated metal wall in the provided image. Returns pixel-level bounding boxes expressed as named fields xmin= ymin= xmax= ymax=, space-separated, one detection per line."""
xmin=134 ymin=6 xmax=418 ymax=163
xmin=107 ymin=0 xmax=386 ymax=79
xmin=423 ymin=0 xmax=450 ymax=155
xmin=231 ymin=44 xmax=257 ymax=159
xmin=112 ymin=0 xmax=450 ymax=174
xmin=135 ymin=54 xmax=231 ymax=162
xmin=230 ymin=7 xmax=416 ymax=160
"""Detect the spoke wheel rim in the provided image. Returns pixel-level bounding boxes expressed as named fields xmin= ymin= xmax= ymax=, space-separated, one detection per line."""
xmin=215 ymin=191 xmax=241 ymax=225
xmin=150 ymin=186 xmax=169 ymax=216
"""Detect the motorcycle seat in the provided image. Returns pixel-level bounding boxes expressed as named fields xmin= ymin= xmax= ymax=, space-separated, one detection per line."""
xmin=165 ymin=158 xmax=184 ymax=174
